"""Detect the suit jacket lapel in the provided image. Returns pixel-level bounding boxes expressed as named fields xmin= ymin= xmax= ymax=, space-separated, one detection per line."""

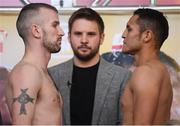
xmin=59 ymin=59 xmax=73 ymax=124
xmin=92 ymin=58 xmax=114 ymax=124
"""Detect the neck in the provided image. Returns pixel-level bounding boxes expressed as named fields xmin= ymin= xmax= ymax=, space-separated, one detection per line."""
xmin=23 ymin=45 xmax=51 ymax=70
xmin=134 ymin=48 xmax=159 ymax=66
xmin=73 ymin=54 xmax=100 ymax=68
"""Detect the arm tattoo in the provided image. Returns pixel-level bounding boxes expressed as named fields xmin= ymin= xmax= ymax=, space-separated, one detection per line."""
xmin=13 ymin=88 xmax=34 ymax=115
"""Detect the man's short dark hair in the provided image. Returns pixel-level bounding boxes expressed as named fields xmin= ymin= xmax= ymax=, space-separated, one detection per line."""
xmin=16 ymin=3 xmax=58 ymax=41
xmin=68 ymin=8 xmax=104 ymax=34
xmin=134 ymin=8 xmax=169 ymax=48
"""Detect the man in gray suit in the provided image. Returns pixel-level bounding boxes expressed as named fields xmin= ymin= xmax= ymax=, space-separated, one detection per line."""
xmin=48 ymin=8 xmax=131 ymax=125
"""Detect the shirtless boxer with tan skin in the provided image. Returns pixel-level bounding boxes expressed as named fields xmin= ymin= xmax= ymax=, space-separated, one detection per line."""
xmin=121 ymin=8 xmax=173 ymax=124
xmin=5 ymin=3 xmax=64 ymax=125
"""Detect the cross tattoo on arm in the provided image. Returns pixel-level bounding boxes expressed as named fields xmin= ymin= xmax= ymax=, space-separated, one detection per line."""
xmin=13 ymin=88 xmax=34 ymax=115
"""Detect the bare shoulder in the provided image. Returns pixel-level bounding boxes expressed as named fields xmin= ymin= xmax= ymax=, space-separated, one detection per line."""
xmin=9 ymin=62 xmax=42 ymax=89
xmin=129 ymin=61 xmax=168 ymax=90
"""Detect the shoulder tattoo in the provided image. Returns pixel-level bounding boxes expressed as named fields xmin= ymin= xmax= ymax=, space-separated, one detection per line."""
xmin=13 ymin=88 xmax=34 ymax=115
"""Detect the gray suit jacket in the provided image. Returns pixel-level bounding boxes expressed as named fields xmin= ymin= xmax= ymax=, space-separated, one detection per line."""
xmin=48 ymin=57 xmax=131 ymax=125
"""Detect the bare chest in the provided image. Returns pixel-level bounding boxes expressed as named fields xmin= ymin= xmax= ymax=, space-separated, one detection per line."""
xmin=37 ymin=72 xmax=62 ymax=107
xmin=121 ymin=86 xmax=133 ymax=112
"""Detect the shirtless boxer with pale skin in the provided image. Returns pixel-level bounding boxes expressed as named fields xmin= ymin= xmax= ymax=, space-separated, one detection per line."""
xmin=5 ymin=3 xmax=64 ymax=125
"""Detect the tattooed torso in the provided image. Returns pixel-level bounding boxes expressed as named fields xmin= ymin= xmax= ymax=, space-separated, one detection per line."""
xmin=6 ymin=62 xmax=63 ymax=125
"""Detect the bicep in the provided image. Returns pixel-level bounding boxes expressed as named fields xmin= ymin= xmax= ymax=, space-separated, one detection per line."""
xmin=133 ymin=85 xmax=160 ymax=124
xmin=131 ymin=69 xmax=161 ymax=124
xmin=10 ymin=68 xmax=41 ymax=124
xmin=12 ymin=87 xmax=36 ymax=124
